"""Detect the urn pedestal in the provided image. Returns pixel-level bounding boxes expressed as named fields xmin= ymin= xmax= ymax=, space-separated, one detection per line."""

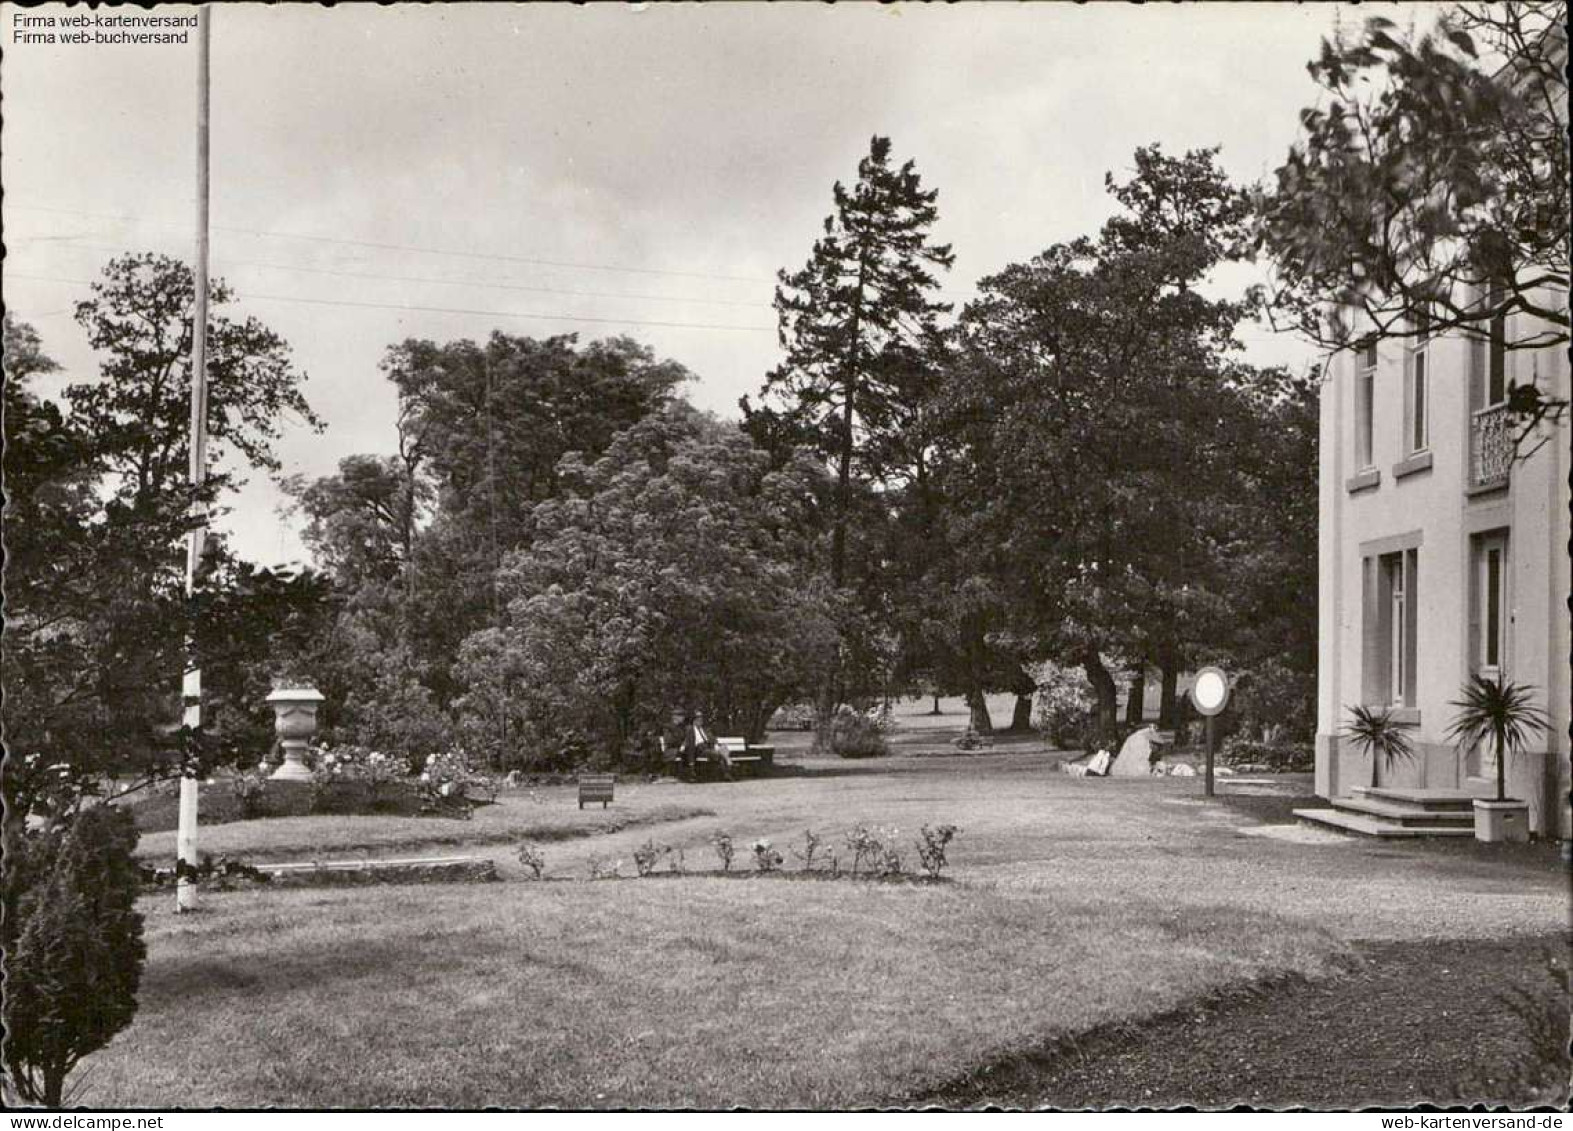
xmin=266 ymin=688 xmax=325 ymax=782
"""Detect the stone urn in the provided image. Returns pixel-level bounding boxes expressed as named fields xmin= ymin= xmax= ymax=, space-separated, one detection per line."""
xmin=266 ymin=687 xmax=325 ymax=782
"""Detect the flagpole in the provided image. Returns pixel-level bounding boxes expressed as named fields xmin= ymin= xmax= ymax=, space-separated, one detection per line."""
xmin=176 ymin=4 xmax=211 ymax=913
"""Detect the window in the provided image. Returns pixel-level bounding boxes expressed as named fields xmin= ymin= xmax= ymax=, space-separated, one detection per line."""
xmin=1388 ymin=555 xmax=1407 ymax=704
xmin=1470 ymin=532 xmax=1509 ymax=677
xmin=1487 ymin=284 xmax=1507 ymax=406
xmin=1406 ymin=310 xmax=1430 ymax=453
xmin=1362 ymin=547 xmax=1418 ymax=709
xmin=1467 ymin=531 xmax=1510 ymax=779
xmin=1355 ymin=342 xmax=1376 ymax=469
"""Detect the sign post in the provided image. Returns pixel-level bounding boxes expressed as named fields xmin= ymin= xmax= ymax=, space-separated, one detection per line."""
xmin=1188 ymin=666 xmax=1231 ymax=798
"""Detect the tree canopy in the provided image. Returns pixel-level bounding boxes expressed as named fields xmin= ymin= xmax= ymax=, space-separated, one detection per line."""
xmin=1255 ymin=3 xmax=1568 ymax=430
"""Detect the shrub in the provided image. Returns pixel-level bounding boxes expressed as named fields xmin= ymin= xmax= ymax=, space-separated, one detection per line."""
xmin=1220 ymin=738 xmax=1314 ymax=773
xmin=790 ymin=828 xmax=825 ymax=871
xmin=1076 ymin=718 xmax=1127 ymax=758
xmin=770 ymin=702 xmax=817 ymax=731
xmin=709 ymin=830 xmax=735 ymax=872
xmin=751 ymin=839 xmax=783 ymax=872
xmin=825 ymin=707 xmax=889 ymax=759
xmin=1032 ymin=662 xmax=1095 ymax=749
xmin=844 ymin=825 xmax=902 ymax=877
xmin=587 ymin=855 xmax=620 ymax=880
xmin=230 ymin=770 xmax=269 ymax=820
xmin=516 ymin=842 xmax=546 ymax=880
xmin=308 ymin=744 xmax=404 ymax=813
xmin=1232 ymin=659 xmax=1315 ymax=744
xmin=2 ymin=806 xmax=146 ymax=1107
xmin=915 ymin=824 xmax=960 ymax=879
xmin=632 ymin=839 xmax=668 ymax=878
xmin=418 ymin=746 xmax=488 ymax=817
xmin=136 ymin=854 xmax=270 ymax=891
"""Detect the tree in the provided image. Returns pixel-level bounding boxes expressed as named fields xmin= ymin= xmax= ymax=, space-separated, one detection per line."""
xmin=377 ymin=332 xmax=690 ymax=704
xmin=936 ymin=147 xmax=1260 ymax=733
xmin=1256 ymin=4 xmax=1569 ymax=438
xmin=284 ymin=455 xmax=429 ymax=591
xmin=744 ymin=134 xmax=954 ymax=589
xmin=2 ymin=806 xmax=145 ymax=1108
xmin=65 ymin=253 xmax=323 ymax=507
xmin=3 ymin=255 xmax=323 ymax=822
xmin=4 ymin=315 xmax=196 ymax=822
xmin=454 ymin=404 xmax=837 ymax=767
xmin=1446 ymin=675 xmax=1551 ymax=802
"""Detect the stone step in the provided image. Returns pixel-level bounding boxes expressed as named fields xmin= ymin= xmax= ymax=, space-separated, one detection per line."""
xmin=1350 ymin=786 xmax=1477 ymax=812
xmin=1293 ymin=808 xmax=1476 ymax=839
xmin=1331 ymin=795 xmax=1476 ymax=827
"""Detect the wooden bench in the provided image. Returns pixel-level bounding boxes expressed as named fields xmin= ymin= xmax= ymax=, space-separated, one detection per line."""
xmin=716 ymin=737 xmax=774 ymax=776
xmin=577 ymin=773 xmax=614 ymax=809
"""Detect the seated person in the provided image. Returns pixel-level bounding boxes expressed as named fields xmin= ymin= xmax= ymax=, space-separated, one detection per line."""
xmin=678 ymin=709 xmax=732 ymax=781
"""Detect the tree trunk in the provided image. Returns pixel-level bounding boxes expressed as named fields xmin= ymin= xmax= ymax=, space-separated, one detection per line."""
xmin=44 ymin=1067 xmax=64 ymax=1109
xmin=930 ymin=694 xmax=942 ymax=715
xmin=1125 ymin=672 xmax=1146 ymax=726
xmin=1009 ymin=694 xmax=1034 ymax=733
xmin=1083 ymin=650 xmax=1119 ymax=733
xmin=1495 ymin=722 xmax=1507 ymax=802
xmin=813 ymin=677 xmax=838 ymax=755
xmin=1006 ymin=668 xmax=1037 ymax=733
xmin=966 ymin=688 xmax=994 ymax=734
xmin=1159 ymin=659 xmax=1179 ymax=730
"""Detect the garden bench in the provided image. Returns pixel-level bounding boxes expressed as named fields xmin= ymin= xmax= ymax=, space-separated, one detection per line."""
xmin=715 ymin=737 xmax=774 ymax=776
xmin=577 ymin=773 xmax=615 ymax=809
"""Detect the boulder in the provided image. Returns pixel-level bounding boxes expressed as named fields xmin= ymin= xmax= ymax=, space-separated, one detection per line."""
xmin=1110 ymin=726 xmax=1157 ymax=777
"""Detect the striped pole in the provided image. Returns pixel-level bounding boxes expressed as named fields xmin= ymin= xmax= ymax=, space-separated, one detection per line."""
xmin=176 ymin=5 xmax=211 ymax=913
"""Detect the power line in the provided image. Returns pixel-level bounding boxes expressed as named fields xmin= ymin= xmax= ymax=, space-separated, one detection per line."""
xmin=5 ymin=271 xmax=775 ymax=333
xmin=8 ymin=202 xmax=980 ymax=300
xmin=16 ymin=236 xmax=775 ymax=310
xmin=9 ymin=202 xmax=776 ymax=285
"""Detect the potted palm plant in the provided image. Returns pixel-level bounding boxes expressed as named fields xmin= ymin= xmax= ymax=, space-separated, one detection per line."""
xmin=1341 ymin=705 xmax=1414 ymax=789
xmin=1446 ymin=676 xmax=1550 ymax=843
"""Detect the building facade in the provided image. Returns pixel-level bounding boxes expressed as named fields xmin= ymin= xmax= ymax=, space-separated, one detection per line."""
xmin=1315 ymin=302 xmax=1570 ymax=837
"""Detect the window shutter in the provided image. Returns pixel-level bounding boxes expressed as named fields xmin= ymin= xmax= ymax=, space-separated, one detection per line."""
xmin=1361 ymin=556 xmax=1381 ymax=704
xmin=1466 ymin=539 xmax=1481 ymax=676
xmin=1403 ymin=550 xmax=1419 ymax=707
xmin=1401 ymin=346 xmax=1414 ymax=455
xmin=1468 ymin=334 xmax=1485 ymax=414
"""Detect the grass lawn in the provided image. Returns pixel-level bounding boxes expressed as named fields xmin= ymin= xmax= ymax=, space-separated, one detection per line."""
xmin=89 ymin=879 xmax=1341 ymax=1108
xmin=96 ymin=694 xmax=1565 ymax=1108
xmin=134 ymin=794 xmax=715 ymax=863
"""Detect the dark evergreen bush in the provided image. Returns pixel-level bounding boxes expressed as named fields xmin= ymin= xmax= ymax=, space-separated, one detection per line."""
xmin=3 ymin=806 xmax=145 ymax=1107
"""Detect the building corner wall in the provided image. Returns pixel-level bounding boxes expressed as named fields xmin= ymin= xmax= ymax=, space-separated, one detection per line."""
xmin=1315 ymin=357 xmax=1343 ymax=801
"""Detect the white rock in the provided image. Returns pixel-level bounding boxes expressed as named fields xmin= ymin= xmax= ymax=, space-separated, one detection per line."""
xmin=1110 ymin=726 xmax=1157 ymax=777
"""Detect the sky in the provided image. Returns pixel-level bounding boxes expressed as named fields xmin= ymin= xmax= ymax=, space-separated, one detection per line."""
xmin=3 ymin=1 xmax=1446 ymax=567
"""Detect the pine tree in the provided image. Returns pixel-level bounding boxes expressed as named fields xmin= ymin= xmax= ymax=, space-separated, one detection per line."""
xmin=744 ymin=135 xmax=954 ymax=589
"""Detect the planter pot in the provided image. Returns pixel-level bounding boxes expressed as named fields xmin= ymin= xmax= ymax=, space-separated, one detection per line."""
xmin=266 ymin=688 xmax=325 ymax=782
xmin=1473 ymin=798 xmax=1530 ymax=844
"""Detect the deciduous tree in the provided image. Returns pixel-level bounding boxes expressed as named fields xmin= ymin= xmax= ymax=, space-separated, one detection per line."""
xmin=1255 ymin=4 xmax=1568 ymax=438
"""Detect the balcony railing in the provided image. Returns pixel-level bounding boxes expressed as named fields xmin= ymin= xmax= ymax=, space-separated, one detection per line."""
xmin=1470 ymin=402 xmax=1512 ymax=490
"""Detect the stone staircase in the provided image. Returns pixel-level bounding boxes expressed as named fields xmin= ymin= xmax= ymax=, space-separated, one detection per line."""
xmin=1293 ymin=786 xmax=1476 ymax=838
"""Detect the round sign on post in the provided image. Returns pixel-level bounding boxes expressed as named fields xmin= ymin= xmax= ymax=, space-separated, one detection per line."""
xmin=1189 ymin=666 xmax=1231 ymax=717
xmin=1188 ymin=666 xmax=1230 ymax=797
